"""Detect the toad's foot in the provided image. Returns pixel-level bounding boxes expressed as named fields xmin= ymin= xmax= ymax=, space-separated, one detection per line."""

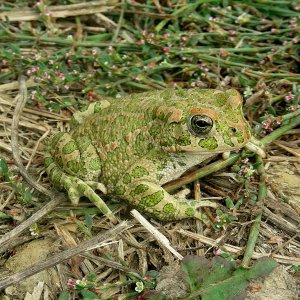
xmin=66 ymin=177 xmax=117 ymax=223
xmin=49 ymin=167 xmax=117 ymax=223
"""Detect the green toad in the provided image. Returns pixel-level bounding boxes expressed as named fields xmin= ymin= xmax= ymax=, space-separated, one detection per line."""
xmin=45 ymin=88 xmax=252 ymax=223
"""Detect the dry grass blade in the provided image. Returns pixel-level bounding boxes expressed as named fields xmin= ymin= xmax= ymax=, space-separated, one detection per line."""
xmin=0 ymin=76 xmax=63 ymax=251
xmin=0 ymin=0 xmax=120 ymax=22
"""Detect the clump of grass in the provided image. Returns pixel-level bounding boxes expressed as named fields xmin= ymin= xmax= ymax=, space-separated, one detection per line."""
xmin=0 ymin=1 xmax=299 ymax=113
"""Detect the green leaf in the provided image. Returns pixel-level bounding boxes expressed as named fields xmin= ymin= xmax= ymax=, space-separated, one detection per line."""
xmin=58 ymin=291 xmax=70 ymax=300
xmin=181 ymin=255 xmax=278 ymax=300
xmin=80 ymin=289 xmax=98 ymax=300
xmin=87 ymin=273 xmax=97 ymax=282
xmin=84 ymin=213 xmax=93 ymax=231
xmin=23 ymin=189 xmax=32 ymax=203
xmin=245 ymin=257 xmax=278 ymax=279
xmin=0 ymin=158 xmax=9 ymax=176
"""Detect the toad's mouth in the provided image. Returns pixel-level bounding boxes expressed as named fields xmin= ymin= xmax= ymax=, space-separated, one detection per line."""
xmin=162 ymin=144 xmax=247 ymax=154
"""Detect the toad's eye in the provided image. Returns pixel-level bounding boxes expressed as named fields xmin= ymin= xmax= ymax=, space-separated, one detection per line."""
xmin=188 ymin=115 xmax=213 ymax=136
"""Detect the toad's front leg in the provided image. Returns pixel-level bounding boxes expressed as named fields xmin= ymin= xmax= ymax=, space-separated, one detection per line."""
xmin=45 ymin=131 xmax=117 ymax=223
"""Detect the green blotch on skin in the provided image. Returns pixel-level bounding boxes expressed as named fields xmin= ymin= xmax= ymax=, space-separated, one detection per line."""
xmin=62 ymin=141 xmax=77 ymax=154
xmin=176 ymin=135 xmax=191 ymax=146
xmin=223 ymin=134 xmax=234 ymax=147
xmin=80 ymin=105 xmax=88 ymax=112
xmin=185 ymin=207 xmax=195 ymax=217
xmin=78 ymin=183 xmax=88 ymax=194
xmin=131 ymin=166 xmax=149 ymax=178
xmin=160 ymin=137 xmax=174 ymax=147
xmin=89 ymin=158 xmax=101 ymax=170
xmin=55 ymin=156 xmax=64 ymax=168
xmin=215 ymin=94 xmax=227 ymax=107
xmin=148 ymin=124 xmax=161 ymax=137
xmin=236 ymin=129 xmax=245 ymax=144
xmin=49 ymin=169 xmax=63 ymax=188
xmin=115 ymin=185 xmax=125 ymax=195
xmin=51 ymin=132 xmax=64 ymax=146
xmin=215 ymin=121 xmax=235 ymax=147
xmin=66 ymin=160 xmax=79 ymax=173
xmin=44 ymin=157 xmax=54 ymax=168
xmin=163 ymin=203 xmax=176 ymax=214
xmin=94 ymin=102 xmax=103 ymax=113
xmin=70 ymin=117 xmax=79 ymax=127
xmin=123 ymin=173 xmax=131 ymax=184
xmin=199 ymin=137 xmax=218 ymax=150
xmin=77 ymin=136 xmax=91 ymax=152
xmin=140 ymin=191 xmax=164 ymax=207
xmin=133 ymin=184 xmax=149 ymax=195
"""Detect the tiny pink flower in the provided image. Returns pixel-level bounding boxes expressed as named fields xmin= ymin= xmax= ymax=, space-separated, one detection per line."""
xmin=214 ymin=216 xmax=221 ymax=222
xmin=149 ymin=61 xmax=156 ymax=68
xmin=163 ymin=47 xmax=170 ymax=54
xmin=142 ymin=30 xmax=147 ymax=36
xmin=33 ymin=1 xmax=41 ymax=7
xmin=285 ymin=92 xmax=295 ymax=102
xmin=67 ymin=278 xmax=74 ymax=286
xmin=2 ymin=59 xmax=7 ymax=65
xmin=108 ymin=45 xmax=114 ymax=52
xmin=260 ymin=83 xmax=267 ymax=89
xmin=92 ymin=49 xmax=98 ymax=56
xmin=30 ymin=90 xmax=37 ymax=100
xmin=58 ymin=72 xmax=65 ymax=80
xmin=196 ymin=80 xmax=205 ymax=87
xmin=214 ymin=248 xmax=222 ymax=256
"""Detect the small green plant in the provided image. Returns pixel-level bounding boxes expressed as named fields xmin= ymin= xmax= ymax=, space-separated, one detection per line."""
xmin=0 ymin=158 xmax=33 ymax=204
xmin=181 ymin=255 xmax=277 ymax=300
xmin=63 ymin=270 xmax=157 ymax=299
xmin=214 ymin=209 xmax=238 ymax=231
